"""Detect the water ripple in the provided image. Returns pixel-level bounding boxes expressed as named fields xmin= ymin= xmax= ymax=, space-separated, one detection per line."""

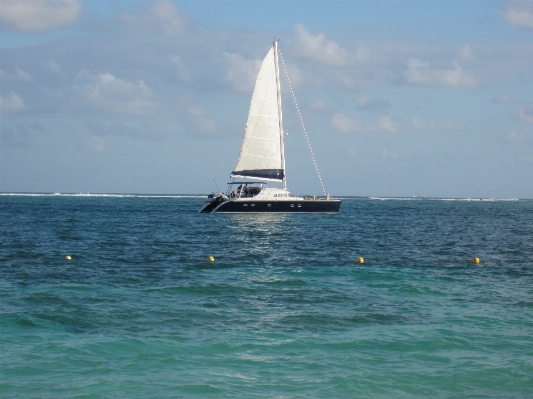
xmin=0 ymin=196 xmax=532 ymax=397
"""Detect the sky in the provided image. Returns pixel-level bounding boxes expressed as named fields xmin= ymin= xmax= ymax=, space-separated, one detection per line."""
xmin=1 ymin=0 xmax=533 ymax=198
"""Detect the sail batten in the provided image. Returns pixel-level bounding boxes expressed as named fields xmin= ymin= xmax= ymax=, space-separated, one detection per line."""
xmin=231 ymin=44 xmax=284 ymax=182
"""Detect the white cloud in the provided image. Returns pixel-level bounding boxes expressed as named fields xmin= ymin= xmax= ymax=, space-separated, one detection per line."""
xmin=294 ymin=24 xmax=348 ymax=66
xmin=119 ymin=0 xmax=186 ymax=35
xmin=354 ymin=47 xmax=371 ymax=64
xmin=410 ymin=117 xmax=461 ymax=131
xmin=377 ymin=116 xmax=397 ymax=133
xmin=331 ymin=113 xmax=363 ymax=134
xmin=381 ymin=148 xmax=399 ymax=160
xmin=506 ymin=131 xmax=527 ymax=145
xmin=223 ymin=52 xmax=261 ymax=93
xmin=331 ymin=112 xmax=461 ymax=134
xmin=517 ymin=104 xmax=533 ymax=124
xmin=74 ymin=71 xmax=158 ymax=115
xmin=0 ymin=67 xmax=33 ymax=82
xmin=0 ymin=0 xmax=82 ymax=32
xmin=403 ymin=58 xmax=478 ymax=88
xmin=309 ymin=97 xmax=328 ymax=111
xmin=47 ymin=60 xmax=62 ymax=74
xmin=84 ymin=135 xmax=106 ymax=153
xmin=492 ymin=93 xmax=521 ymax=104
xmin=0 ymin=92 xmax=26 ymax=114
xmin=170 ymin=55 xmax=191 ymax=82
xmin=503 ymin=2 xmax=533 ymax=30
xmin=354 ymin=95 xmax=391 ymax=113
xmin=459 ymin=44 xmax=476 ymax=62
xmin=86 ymin=120 xmax=167 ymax=142
xmin=346 ymin=148 xmax=357 ymax=158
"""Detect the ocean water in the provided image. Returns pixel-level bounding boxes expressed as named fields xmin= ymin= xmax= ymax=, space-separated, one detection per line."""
xmin=1 ymin=194 xmax=532 ymax=398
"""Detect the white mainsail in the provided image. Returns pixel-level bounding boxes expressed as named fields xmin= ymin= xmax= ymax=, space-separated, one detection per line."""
xmin=231 ymin=43 xmax=285 ymax=183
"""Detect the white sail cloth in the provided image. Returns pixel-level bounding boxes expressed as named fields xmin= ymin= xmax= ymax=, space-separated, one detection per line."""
xmin=231 ymin=46 xmax=284 ymax=181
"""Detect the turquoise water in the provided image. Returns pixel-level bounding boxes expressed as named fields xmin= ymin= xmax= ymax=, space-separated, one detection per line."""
xmin=1 ymin=194 xmax=532 ymax=398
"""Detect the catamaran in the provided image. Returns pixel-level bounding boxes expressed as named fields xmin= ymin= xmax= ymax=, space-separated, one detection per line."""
xmin=200 ymin=41 xmax=341 ymax=213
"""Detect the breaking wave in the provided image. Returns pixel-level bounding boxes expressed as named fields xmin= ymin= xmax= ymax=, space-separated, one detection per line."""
xmin=0 ymin=193 xmax=205 ymax=198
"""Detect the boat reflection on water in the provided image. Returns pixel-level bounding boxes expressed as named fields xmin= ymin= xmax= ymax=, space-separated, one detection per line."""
xmin=228 ymin=212 xmax=289 ymax=227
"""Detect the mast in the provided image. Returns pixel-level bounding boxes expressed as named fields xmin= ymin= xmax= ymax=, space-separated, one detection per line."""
xmin=273 ymin=41 xmax=287 ymax=190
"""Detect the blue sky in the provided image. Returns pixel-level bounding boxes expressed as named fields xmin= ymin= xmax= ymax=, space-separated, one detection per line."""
xmin=1 ymin=0 xmax=532 ymax=198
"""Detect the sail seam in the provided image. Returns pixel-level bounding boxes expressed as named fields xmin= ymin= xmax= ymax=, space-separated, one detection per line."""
xmin=233 ymin=46 xmax=283 ymax=178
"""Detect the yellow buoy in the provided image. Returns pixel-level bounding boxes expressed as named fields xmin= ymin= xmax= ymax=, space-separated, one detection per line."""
xmin=357 ymin=257 xmax=364 ymax=264
xmin=472 ymin=257 xmax=480 ymax=264
xmin=207 ymin=256 xmax=215 ymax=262
xmin=65 ymin=255 xmax=72 ymax=260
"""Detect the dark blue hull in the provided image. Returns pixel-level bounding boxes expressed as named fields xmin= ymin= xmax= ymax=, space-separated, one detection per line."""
xmin=201 ymin=199 xmax=341 ymax=213
xmin=200 ymin=200 xmax=222 ymax=213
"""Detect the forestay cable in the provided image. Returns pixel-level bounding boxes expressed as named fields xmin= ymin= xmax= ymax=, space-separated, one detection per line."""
xmin=278 ymin=48 xmax=327 ymax=197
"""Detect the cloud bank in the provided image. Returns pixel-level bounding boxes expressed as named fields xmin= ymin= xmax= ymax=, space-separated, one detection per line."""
xmin=294 ymin=24 xmax=348 ymax=66
xmin=74 ymin=72 xmax=158 ymax=115
xmin=503 ymin=2 xmax=533 ymax=30
xmin=0 ymin=0 xmax=82 ymax=32
xmin=118 ymin=0 xmax=187 ymax=35
xmin=0 ymin=92 xmax=26 ymax=114
xmin=403 ymin=58 xmax=478 ymax=88
xmin=331 ymin=113 xmax=461 ymax=134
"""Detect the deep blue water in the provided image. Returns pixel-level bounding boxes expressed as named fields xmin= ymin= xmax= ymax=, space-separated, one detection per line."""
xmin=1 ymin=194 xmax=532 ymax=398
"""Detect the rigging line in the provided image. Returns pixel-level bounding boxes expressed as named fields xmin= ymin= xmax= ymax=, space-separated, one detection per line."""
xmin=278 ymin=48 xmax=327 ymax=197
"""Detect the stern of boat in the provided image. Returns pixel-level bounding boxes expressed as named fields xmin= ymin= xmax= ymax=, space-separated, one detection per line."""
xmin=200 ymin=192 xmax=228 ymax=213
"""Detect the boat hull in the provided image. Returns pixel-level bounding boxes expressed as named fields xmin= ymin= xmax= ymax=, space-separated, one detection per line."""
xmin=200 ymin=200 xmax=224 ymax=213
xmin=201 ymin=199 xmax=341 ymax=213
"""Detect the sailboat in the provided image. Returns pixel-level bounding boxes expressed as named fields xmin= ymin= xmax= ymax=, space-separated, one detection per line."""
xmin=200 ymin=41 xmax=341 ymax=213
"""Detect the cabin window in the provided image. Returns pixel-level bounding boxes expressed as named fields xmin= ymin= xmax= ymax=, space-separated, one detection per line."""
xmin=243 ymin=204 xmax=248 ymax=207
xmin=267 ymin=204 xmax=271 ymax=207
xmin=298 ymin=204 xmax=302 ymax=208
xmin=290 ymin=204 xmax=294 ymax=207
xmin=251 ymin=204 xmax=255 ymax=207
